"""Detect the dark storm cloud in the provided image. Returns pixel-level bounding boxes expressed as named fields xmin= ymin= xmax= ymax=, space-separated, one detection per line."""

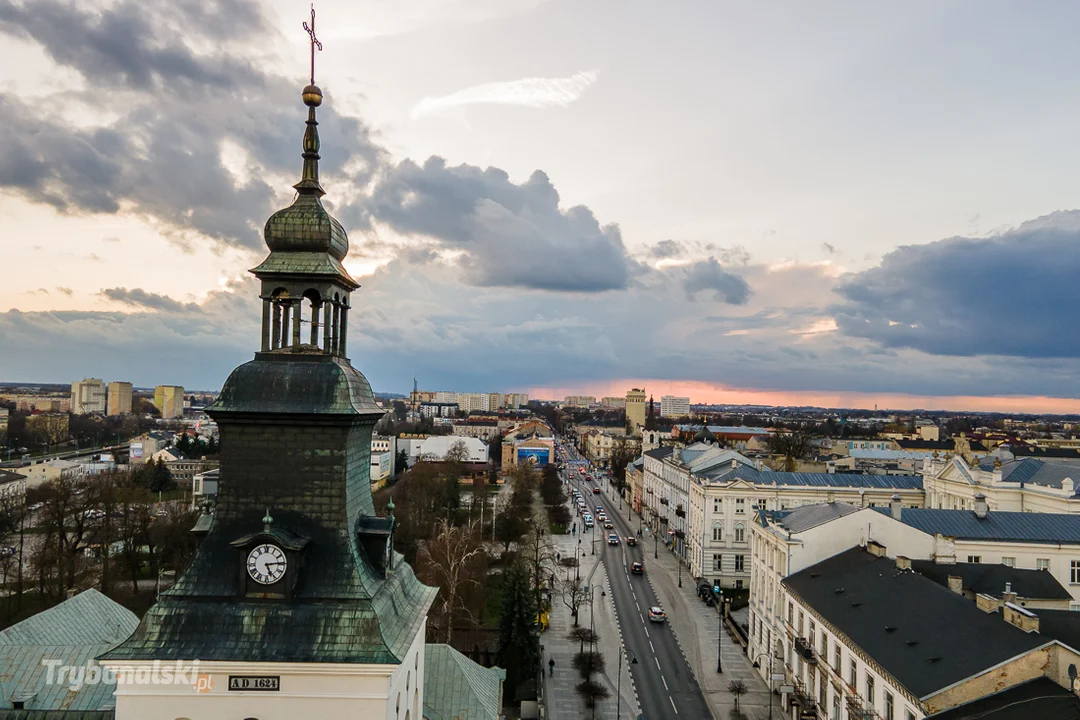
xmin=682 ymin=257 xmax=751 ymax=305
xmin=833 ymin=210 xmax=1080 ymax=358
xmin=101 ymin=287 xmax=198 ymax=313
xmin=0 ymin=0 xmax=382 ymax=252
xmin=367 ymin=157 xmax=637 ymax=292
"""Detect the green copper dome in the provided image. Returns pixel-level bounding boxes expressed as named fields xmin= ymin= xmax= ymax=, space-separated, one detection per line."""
xmin=263 ymin=193 xmax=349 ymax=261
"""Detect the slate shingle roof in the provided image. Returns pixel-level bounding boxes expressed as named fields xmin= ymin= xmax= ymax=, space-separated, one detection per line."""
xmin=765 ymin=502 xmax=862 ymax=534
xmin=873 ymin=507 xmax=1080 ymax=544
xmin=698 ymin=463 xmax=922 ymax=490
xmin=909 ymin=560 xmax=1072 ymax=600
xmin=0 ymin=590 xmax=138 ymax=713
xmin=783 ymin=548 xmax=1047 ymax=699
xmin=423 ymin=644 xmax=505 ymax=720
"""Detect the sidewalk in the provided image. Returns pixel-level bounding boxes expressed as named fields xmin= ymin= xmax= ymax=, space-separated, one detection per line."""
xmin=640 ymin=523 xmax=773 ymax=720
xmin=543 ymin=507 xmax=640 ymax=719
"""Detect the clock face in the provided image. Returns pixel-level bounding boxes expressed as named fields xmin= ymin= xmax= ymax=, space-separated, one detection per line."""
xmin=247 ymin=543 xmax=287 ymax=585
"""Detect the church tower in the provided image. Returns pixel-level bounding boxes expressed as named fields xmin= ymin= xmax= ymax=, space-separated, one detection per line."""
xmin=102 ymin=21 xmax=437 ymax=718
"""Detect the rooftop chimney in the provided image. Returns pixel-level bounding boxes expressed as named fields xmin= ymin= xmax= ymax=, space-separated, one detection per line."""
xmin=826 ymin=491 xmax=836 ymax=504
xmin=890 ymin=494 xmax=902 ymax=521
xmin=974 ymin=493 xmax=988 ymax=519
xmin=1063 ymin=478 xmax=1075 ymax=496
xmin=1003 ymin=603 xmax=1039 ymax=633
xmin=948 ymin=576 xmax=963 ymax=595
xmin=867 ymin=540 xmax=887 ymax=558
xmin=895 ymin=556 xmax=911 ymax=570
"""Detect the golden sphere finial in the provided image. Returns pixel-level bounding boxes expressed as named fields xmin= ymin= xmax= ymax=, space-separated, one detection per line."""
xmin=302 ymin=84 xmax=323 ymax=107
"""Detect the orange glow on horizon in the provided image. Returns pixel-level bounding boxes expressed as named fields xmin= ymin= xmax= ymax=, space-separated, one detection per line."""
xmin=526 ymin=379 xmax=1080 ymax=415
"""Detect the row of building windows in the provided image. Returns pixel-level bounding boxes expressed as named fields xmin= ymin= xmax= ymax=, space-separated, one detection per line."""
xmin=963 ymin=554 xmax=1075 ymax=580
xmin=710 ymin=522 xmax=747 ymax=542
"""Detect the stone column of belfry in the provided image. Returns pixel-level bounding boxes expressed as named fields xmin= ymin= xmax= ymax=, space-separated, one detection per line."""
xmin=291 ymin=298 xmax=303 ymax=347
xmin=331 ymin=300 xmax=340 ymax=355
xmin=310 ymin=299 xmax=321 ymax=345
xmin=261 ymin=298 xmax=271 ymax=351
xmin=279 ymin=299 xmax=289 ymax=348
xmin=323 ymin=300 xmax=333 ymax=353
xmin=339 ymin=301 xmax=349 ymax=355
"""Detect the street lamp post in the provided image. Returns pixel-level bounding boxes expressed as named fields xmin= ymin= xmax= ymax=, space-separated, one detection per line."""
xmin=616 ymin=649 xmax=638 ymax=720
xmin=654 ymin=527 xmax=659 ymax=559
xmin=716 ymin=591 xmax=724 ymax=673
xmin=751 ymin=651 xmax=775 ymax=720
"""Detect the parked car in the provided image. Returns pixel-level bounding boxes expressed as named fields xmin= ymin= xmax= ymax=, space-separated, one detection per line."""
xmin=648 ymin=606 xmax=666 ymax=623
xmin=608 ymin=534 xmax=619 ymax=545
xmin=631 ymin=561 xmax=644 ymax=575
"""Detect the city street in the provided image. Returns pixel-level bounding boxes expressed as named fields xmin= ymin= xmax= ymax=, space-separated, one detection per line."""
xmin=559 ymin=443 xmax=713 ymax=720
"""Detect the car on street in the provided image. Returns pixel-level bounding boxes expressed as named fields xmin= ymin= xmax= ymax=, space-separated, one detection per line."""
xmin=631 ymin=561 xmax=644 ymax=575
xmin=592 ymin=487 xmax=601 ymax=494
xmin=648 ymin=606 xmax=666 ymax=622
xmin=595 ymin=505 xmax=604 ymax=512
xmin=604 ymin=521 xmax=614 ymax=529
xmin=608 ymin=534 xmax=619 ymax=545
xmin=626 ymin=537 xmax=637 ymax=546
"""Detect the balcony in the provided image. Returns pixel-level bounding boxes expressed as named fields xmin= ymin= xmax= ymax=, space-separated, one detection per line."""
xmin=788 ymin=674 xmax=817 ymax=716
xmin=846 ymin=689 xmax=880 ymax=720
xmin=793 ymin=637 xmax=817 ymax=664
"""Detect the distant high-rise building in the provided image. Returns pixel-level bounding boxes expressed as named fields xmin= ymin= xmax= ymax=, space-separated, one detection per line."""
xmin=153 ymin=385 xmax=185 ymax=419
xmin=600 ymin=396 xmax=626 ymax=409
xmin=563 ymin=396 xmax=597 ymax=408
xmin=625 ymin=388 xmax=646 ymax=435
xmin=660 ymin=395 xmax=691 ymax=418
xmin=107 ymin=382 xmax=133 ymax=416
xmin=504 ymin=393 xmax=529 ymax=409
xmin=71 ymin=378 xmax=106 ymax=415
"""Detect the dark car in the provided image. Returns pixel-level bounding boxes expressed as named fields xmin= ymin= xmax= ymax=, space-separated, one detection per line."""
xmin=626 ymin=537 xmax=637 ymax=547
xmin=631 ymin=561 xmax=644 ymax=575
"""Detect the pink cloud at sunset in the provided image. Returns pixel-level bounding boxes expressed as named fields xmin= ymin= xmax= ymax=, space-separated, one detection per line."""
xmin=528 ymin=380 xmax=1080 ymax=415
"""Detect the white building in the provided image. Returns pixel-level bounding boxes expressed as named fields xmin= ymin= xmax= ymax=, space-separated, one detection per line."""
xmin=659 ymin=395 xmax=690 ymax=418
xmin=768 ymin=546 xmax=1080 ymax=719
xmin=923 ymin=454 xmax=1080 ymax=514
xmin=641 ymin=441 xmax=923 ymax=589
xmin=415 ymin=435 xmax=489 ymax=464
xmin=71 ymin=378 xmax=106 ymax=415
xmin=17 ymin=458 xmax=85 ymax=487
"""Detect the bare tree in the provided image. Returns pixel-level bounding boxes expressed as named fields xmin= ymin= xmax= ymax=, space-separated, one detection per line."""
xmin=417 ymin=518 xmax=487 ymax=646
xmin=557 ymin=573 xmax=590 ymax=627
xmin=728 ymin=679 xmax=748 ymax=711
xmin=767 ymin=428 xmax=817 ymax=471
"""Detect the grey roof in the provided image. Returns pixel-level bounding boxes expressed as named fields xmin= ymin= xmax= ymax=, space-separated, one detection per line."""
xmin=927 ymin=677 xmax=1080 ymax=720
xmin=909 ymin=560 xmax=1073 ymax=600
xmin=675 ymin=425 xmax=771 ymax=435
xmin=0 ymin=590 xmax=138 ymax=713
xmin=874 ymin=507 xmax=1080 ymax=544
xmin=0 ymin=470 xmax=25 ymax=485
xmin=783 ymin=548 xmax=1047 ymax=699
xmin=849 ymin=449 xmax=927 ymax=461
xmin=765 ymin=502 xmax=862 ymax=534
xmin=423 ymin=644 xmax=505 ymax=720
xmin=699 ymin=464 xmax=922 ymax=490
xmin=994 ymin=457 xmax=1080 ymax=494
xmin=1026 ymin=609 xmax=1080 ymax=653
xmin=643 ymin=446 xmax=674 ymax=460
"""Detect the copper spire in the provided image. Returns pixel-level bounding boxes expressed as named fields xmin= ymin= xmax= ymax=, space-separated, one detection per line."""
xmin=296 ymin=4 xmax=325 ymax=197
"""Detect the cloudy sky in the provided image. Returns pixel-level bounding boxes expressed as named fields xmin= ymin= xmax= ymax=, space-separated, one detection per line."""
xmin=2 ymin=0 xmax=1080 ymax=412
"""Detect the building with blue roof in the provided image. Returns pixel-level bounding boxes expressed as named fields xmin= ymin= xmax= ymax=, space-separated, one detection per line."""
xmin=639 ymin=440 xmax=925 ymax=589
xmin=922 ymin=453 xmax=1080 ymax=516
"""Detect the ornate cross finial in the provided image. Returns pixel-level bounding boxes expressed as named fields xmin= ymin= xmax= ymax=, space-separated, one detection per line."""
xmin=263 ymin=507 xmax=274 ymax=533
xmin=303 ymin=4 xmax=323 ymax=86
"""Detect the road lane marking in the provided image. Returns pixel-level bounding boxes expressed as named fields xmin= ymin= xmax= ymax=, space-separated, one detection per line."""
xmin=644 ymin=626 xmax=650 ymax=638
xmin=669 ymin=696 xmax=678 ymax=714
xmin=650 ymin=640 xmax=655 ymax=653
xmin=662 ymin=674 xmax=668 ymax=691
xmin=655 ymin=657 xmax=661 ymax=670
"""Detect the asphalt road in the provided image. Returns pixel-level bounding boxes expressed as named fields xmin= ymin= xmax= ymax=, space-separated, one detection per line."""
xmin=558 ymin=442 xmax=712 ymax=720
